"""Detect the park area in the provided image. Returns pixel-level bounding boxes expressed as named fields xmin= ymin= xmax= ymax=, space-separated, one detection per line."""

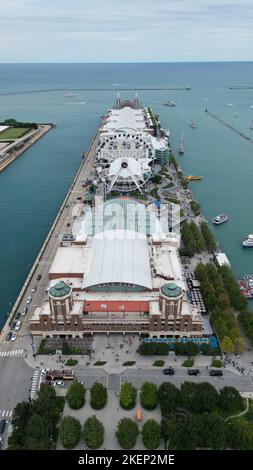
xmin=0 ymin=127 xmax=31 ymax=139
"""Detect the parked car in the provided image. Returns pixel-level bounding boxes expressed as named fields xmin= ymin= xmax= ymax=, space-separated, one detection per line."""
xmin=209 ymin=369 xmax=223 ymax=377
xmin=15 ymin=321 xmax=21 ymax=331
xmin=41 ymin=368 xmax=51 ymax=375
xmin=11 ymin=333 xmax=17 ymax=341
xmin=0 ymin=420 xmax=6 ymax=434
xmin=26 ymin=296 xmax=32 ymax=304
xmin=9 ymin=322 xmax=16 ymax=330
xmin=36 ymin=274 xmax=42 ymax=281
xmin=31 ymin=286 xmax=37 ymax=293
xmin=53 ymin=381 xmax=64 ymax=388
xmin=15 ymin=312 xmax=21 ymax=320
xmin=187 ymin=369 xmax=200 ymax=376
xmin=163 ymin=367 xmax=175 ymax=376
xmin=21 ymin=307 xmax=27 ymax=316
xmin=5 ymin=332 xmax=12 ymax=341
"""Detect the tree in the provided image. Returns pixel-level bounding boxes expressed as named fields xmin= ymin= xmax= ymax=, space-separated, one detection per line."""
xmin=180 ymin=382 xmax=198 ymax=410
xmin=193 ymin=382 xmax=219 ymax=413
xmin=90 ymin=383 xmax=108 ymax=410
xmin=227 ymin=419 xmax=253 ymax=450
xmin=115 ymin=418 xmax=139 ymax=449
xmin=219 ymin=387 xmax=244 ymax=412
xmin=83 ymin=415 xmax=104 ymax=449
xmin=66 ymin=380 xmax=86 ymax=409
xmin=140 ymin=382 xmax=158 ymax=410
xmin=158 ymin=383 xmax=180 ymax=416
xmin=221 ymin=336 xmax=234 ymax=354
xmin=59 ymin=416 xmax=81 ymax=449
xmin=119 ymin=382 xmax=137 ymax=410
xmin=142 ymin=419 xmax=161 ymax=450
xmin=233 ymin=337 xmax=245 ymax=354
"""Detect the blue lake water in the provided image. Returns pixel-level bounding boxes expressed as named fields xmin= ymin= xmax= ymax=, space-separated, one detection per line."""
xmin=0 ymin=62 xmax=253 ymax=326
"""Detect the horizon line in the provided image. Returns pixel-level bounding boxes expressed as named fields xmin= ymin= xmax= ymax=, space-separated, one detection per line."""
xmin=0 ymin=60 xmax=253 ymax=65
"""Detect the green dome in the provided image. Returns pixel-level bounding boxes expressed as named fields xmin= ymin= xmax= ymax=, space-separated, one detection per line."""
xmin=49 ymin=281 xmax=71 ymax=298
xmin=161 ymin=283 xmax=182 ymax=298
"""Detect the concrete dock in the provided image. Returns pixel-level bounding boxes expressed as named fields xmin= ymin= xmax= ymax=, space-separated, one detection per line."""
xmin=0 ymin=124 xmax=53 ymax=172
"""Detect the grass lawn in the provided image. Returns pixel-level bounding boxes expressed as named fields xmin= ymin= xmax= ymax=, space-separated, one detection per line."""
xmin=0 ymin=127 xmax=31 ymax=139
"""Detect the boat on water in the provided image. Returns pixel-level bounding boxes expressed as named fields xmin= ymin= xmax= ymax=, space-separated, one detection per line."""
xmin=242 ymin=234 xmax=253 ymax=248
xmin=163 ymin=100 xmax=176 ymax=107
xmin=185 ymin=175 xmax=202 ymax=181
xmin=178 ymin=131 xmax=184 ymax=154
xmin=212 ymin=214 xmax=229 ymax=225
xmin=190 ymin=122 xmax=197 ymax=129
xmin=238 ymin=275 xmax=253 ymax=298
xmin=185 ymin=85 xmax=192 ymax=90
xmin=64 ymin=92 xmax=76 ymax=97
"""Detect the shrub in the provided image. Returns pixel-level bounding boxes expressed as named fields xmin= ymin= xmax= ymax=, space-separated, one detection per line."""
xmin=65 ymin=358 xmax=78 ymax=366
xmin=83 ymin=415 xmax=104 ymax=449
xmin=59 ymin=416 xmax=81 ymax=449
xmin=90 ymin=383 xmax=107 ymax=410
xmin=122 ymin=361 xmax=136 ymax=366
xmin=119 ymin=382 xmax=137 ymax=410
xmin=115 ymin=418 xmax=139 ymax=449
xmin=93 ymin=361 xmax=107 ymax=366
xmin=66 ymin=380 xmax=86 ymax=409
xmin=211 ymin=358 xmax=222 ymax=368
xmin=140 ymin=382 xmax=158 ymax=410
xmin=139 ymin=342 xmax=168 ymax=356
xmin=182 ymin=359 xmax=194 ymax=367
xmin=153 ymin=360 xmax=165 ymax=367
xmin=142 ymin=419 xmax=161 ymax=450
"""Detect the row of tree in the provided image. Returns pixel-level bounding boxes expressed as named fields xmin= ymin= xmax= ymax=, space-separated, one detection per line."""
xmin=59 ymin=415 xmax=104 ymax=449
xmin=159 ymin=381 xmax=244 ymax=417
xmin=195 ymin=263 xmax=243 ymax=353
xmin=161 ymin=413 xmax=253 ymax=450
xmin=66 ymin=381 xmax=107 ymax=410
xmin=181 ymin=221 xmax=217 ymax=257
xmin=139 ymin=340 xmax=220 ymax=356
xmin=0 ymin=118 xmax=38 ymax=129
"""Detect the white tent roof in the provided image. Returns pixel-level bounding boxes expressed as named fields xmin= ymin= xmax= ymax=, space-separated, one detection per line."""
xmin=104 ymin=107 xmax=146 ymax=132
xmin=83 ymin=229 xmax=152 ymax=290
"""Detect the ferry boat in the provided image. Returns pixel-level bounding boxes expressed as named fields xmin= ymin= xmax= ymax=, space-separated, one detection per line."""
xmin=242 ymin=234 xmax=253 ymax=248
xmin=163 ymin=100 xmax=176 ymax=107
xmin=238 ymin=275 xmax=253 ymax=298
xmin=212 ymin=214 xmax=229 ymax=225
xmin=185 ymin=85 xmax=192 ymax=90
xmin=185 ymin=175 xmax=203 ymax=181
xmin=178 ymin=131 xmax=184 ymax=154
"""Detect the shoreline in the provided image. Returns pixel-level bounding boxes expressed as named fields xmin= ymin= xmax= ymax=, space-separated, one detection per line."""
xmin=0 ymin=123 xmax=54 ymax=173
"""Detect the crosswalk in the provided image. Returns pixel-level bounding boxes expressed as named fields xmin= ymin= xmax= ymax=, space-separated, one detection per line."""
xmin=30 ymin=370 xmax=41 ymax=400
xmin=0 ymin=409 xmax=12 ymax=419
xmin=0 ymin=349 xmax=23 ymax=357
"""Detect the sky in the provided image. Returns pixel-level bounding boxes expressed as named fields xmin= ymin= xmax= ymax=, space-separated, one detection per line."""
xmin=0 ymin=0 xmax=252 ymax=62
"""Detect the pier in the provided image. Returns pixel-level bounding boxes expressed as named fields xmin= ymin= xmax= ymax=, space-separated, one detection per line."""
xmin=205 ymin=109 xmax=253 ymax=145
xmin=0 ymin=124 xmax=53 ymax=172
xmin=0 ymin=87 xmax=191 ymax=97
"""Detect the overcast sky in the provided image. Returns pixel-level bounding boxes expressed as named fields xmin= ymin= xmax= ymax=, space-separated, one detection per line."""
xmin=0 ymin=0 xmax=252 ymax=62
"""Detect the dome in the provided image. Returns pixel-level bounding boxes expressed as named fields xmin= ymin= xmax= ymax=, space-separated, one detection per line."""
xmin=161 ymin=283 xmax=182 ymax=298
xmin=49 ymin=281 xmax=71 ymax=298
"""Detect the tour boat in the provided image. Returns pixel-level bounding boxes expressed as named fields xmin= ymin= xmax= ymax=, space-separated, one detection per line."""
xmin=212 ymin=214 xmax=229 ymax=225
xmin=242 ymin=234 xmax=253 ymax=248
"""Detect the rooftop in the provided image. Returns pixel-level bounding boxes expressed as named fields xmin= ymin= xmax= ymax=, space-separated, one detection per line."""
xmin=161 ymin=283 xmax=182 ymax=298
xmin=49 ymin=281 xmax=71 ymax=298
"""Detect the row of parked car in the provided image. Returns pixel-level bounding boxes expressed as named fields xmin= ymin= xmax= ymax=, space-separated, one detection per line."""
xmin=163 ymin=367 xmax=223 ymax=377
xmin=5 ymin=286 xmax=37 ymax=342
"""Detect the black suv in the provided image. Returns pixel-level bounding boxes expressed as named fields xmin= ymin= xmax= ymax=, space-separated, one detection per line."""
xmin=9 ymin=322 xmax=16 ymax=330
xmin=187 ymin=368 xmax=200 ymax=376
xmin=5 ymin=332 xmax=12 ymax=341
xmin=163 ymin=367 xmax=175 ymax=376
xmin=15 ymin=312 xmax=21 ymax=320
xmin=209 ymin=369 xmax=223 ymax=377
xmin=0 ymin=420 xmax=6 ymax=434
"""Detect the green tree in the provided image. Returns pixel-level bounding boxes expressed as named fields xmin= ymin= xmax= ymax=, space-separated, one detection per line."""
xmin=90 ymin=383 xmax=108 ymax=410
xmin=219 ymin=387 xmax=244 ymax=412
xmin=119 ymin=382 xmax=137 ymax=410
xmin=233 ymin=337 xmax=245 ymax=354
xmin=158 ymin=383 xmax=180 ymax=416
xmin=140 ymin=382 xmax=158 ymax=410
xmin=226 ymin=419 xmax=253 ymax=450
xmin=83 ymin=415 xmax=104 ymax=449
xmin=115 ymin=418 xmax=139 ymax=449
xmin=142 ymin=419 xmax=161 ymax=450
xmin=59 ymin=416 xmax=81 ymax=449
xmin=66 ymin=380 xmax=86 ymax=409
xmin=193 ymin=382 xmax=219 ymax=413
xmin=221 ymin=336 xmax=234 ymax=354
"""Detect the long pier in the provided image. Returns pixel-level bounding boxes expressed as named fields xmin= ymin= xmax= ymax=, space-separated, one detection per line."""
xmin=0 ymin=87 xmax=191 ymax=97
xmin=0 ymin=124 xmax=53 ymax=172
xmin=205 ymin=109 xmax=253 ymax=144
